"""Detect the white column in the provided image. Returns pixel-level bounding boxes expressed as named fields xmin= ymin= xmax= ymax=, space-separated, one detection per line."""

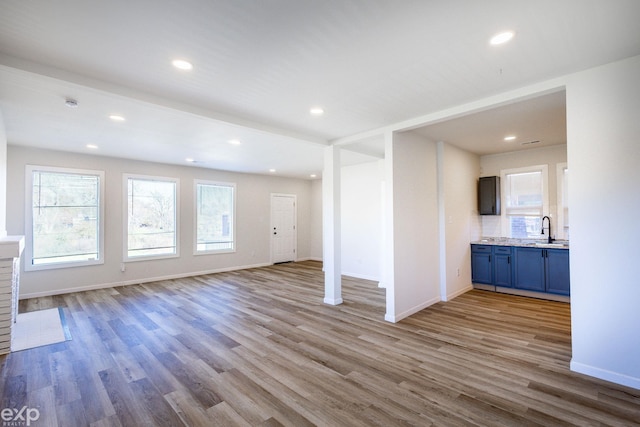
xmin=322 ymin=145 xmax=342 ymax=305
xmin=378 ymin=176 xmax=386 ymax=288
xmin=437 ymin=141 xmax=448 ymax=301
xmin=382 ymin=131 xmax=396 ymax=321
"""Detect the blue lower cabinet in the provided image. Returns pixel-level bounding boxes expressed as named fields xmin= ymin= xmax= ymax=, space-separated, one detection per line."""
xmin=545 ymin=249 xmax=570 ymax=295
xmin=471 ymin=245 xmax=492 ymax=284
xmin=514 ymin=247 xmax=546 ymax=292
xmin=493 ymin=246 xmax=513 ymax=287
xmin=471 ymin=244 xmax=570 ymax=297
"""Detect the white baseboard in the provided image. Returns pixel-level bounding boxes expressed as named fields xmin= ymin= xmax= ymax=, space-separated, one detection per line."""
xmin=341 ymin=271 xmax=380 ymax=282
xmin=495 ymin=286 xmax=570 ymax=303
xmin=472 ymin=283 xmax=496 ymax=291
xmin=570 ymin=360 xmax=640 ymax=390
xmin=384 ymin=295 xmax=440 ymax=323
xmin=19 ymin=262 xmax=272 ymax=299
xmin=442 ymin=284 xmax=473 ymax=302
xmin=323 ymin=297 xmax=343 ymax=305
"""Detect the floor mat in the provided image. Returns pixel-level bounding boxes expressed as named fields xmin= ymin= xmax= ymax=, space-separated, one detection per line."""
xmin=11 ymin=307 xmax=72 ymax=351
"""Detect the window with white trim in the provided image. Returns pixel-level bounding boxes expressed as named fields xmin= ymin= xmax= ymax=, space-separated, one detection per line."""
xmin=501 ymin=165 xmax=549 ymax=238
xmin=26 ymin=165 xmax=104 ymax=270
xmin=557 ymin=163 xmax=569 ymax=240
xmin=125 ymin=175 xmax=178 ymax=260
xmin=195 ymin=180 xmax=235 ymax=253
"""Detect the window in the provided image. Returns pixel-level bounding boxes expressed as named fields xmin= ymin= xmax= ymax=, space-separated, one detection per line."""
xmin=26 ymin=166 xmax=104 ymax=270
xmin=195 ymin=180 xmax=235 ymax=253
xmin=501 ymin=165 xmax=548 ymax=238
xmin=125 ymin=175 xmax=178 ymax=260
xmin=557 ymin=163 xmax=569 ymax=240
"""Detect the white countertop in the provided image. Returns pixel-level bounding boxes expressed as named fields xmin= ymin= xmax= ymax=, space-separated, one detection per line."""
xmin=472 ymin=237 xmax=569 ymax=249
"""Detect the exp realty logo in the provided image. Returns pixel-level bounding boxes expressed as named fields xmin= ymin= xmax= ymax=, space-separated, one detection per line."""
xmin=1 ymin=407 xmax=40 ymax=426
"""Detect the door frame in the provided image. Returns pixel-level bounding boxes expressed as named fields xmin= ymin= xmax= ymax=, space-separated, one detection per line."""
xmin=270 ymin=193 xmax=297 ymax=264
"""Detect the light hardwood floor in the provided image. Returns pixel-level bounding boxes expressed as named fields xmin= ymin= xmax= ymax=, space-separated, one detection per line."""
xmin=1 ymin=261 xmax=639 ymax=426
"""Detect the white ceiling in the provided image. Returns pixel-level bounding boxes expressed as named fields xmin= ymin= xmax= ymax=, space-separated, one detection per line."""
xmin=1 ymin=0 xmax=639 ymax=178
xmin=414 ymin=90 xmax=567 ymax=156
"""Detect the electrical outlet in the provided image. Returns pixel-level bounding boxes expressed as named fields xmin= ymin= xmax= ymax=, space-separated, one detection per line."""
xmin=120 ymin=263 xmax=126 ymax=272
xmin=457 ymin=268 xmax=460 ymax=277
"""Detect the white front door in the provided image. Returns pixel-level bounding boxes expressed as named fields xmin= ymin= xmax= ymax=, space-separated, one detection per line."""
xmin=271 ymin=194 xmax=296 ymax=263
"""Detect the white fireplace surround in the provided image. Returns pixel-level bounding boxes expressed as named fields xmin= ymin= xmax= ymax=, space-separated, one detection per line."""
xmin=0 ymin=235 xmax=25 ymax=354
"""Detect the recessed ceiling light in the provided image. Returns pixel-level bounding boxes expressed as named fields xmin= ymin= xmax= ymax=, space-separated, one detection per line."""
xmin=310 ymin=174 xmax=317 ymax=178
xmin=269 ymin=169 xmax=276 ymax=173
xmin=228 ymin=139 xmax=241 ymax=145
xmin=65 ymin=98 xmax=78 ymax=108
xmin=172 ymin=59 xmax=193 ymax=70
xmin=504 ymin=135 xmax=517 ymax=141
xmin=109 ymin=114 xmax=125 ymax=122
xmin=86 ymin=144 xmax=98 ymax=149
xmin=490 ymin=31 xmax=514 ymax=45
xmin=185 ymin=158 xmax=195 ymax=163
xmin=310 ymin=107 xmax=324 ymax=116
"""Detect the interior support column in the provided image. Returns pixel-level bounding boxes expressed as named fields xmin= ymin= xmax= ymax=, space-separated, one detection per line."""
xmin=323 ymin=145 xmax=342 ymax=305
xmin=382 ymin=130 xmax=396 ymax=321
xmin=436 ymin=140 xmax=448 ymax=301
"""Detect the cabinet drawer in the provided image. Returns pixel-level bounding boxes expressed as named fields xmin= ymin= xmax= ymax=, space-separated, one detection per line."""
xmin=471 ymin=245 xmax=492 ymax=253
xmin=493 ymin=246 xmax=512 ymax=255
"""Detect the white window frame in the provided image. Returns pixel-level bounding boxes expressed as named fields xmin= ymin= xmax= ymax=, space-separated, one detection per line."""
xmin=556 ymin=163 xmax=569 ymax=240
xmin=123 ymin=174 xmax=179 ymax=262
xmin=194 ymin=180 xmax=236 ymax=255
xmin=500 ymin=164 xmax=549 ymax=238
xmin=25 ymin=165 xmax=105 ymax=271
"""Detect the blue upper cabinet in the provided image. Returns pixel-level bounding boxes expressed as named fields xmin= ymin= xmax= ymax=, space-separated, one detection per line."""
xmin=471 ymin=244 xmax=492 ymax=284
xmin=545 ymin=249 xmax=570 ymax=295
xmin=514 ymin=247 xmax=546 ymax=292
xmin=478 ymin=176 xmax=501 ymax=215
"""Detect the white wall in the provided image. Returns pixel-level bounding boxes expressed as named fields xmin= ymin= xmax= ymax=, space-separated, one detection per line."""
xmin=566 ymin=55 xmax=640 ymax=389
xmin=0 ymin=111 xmax=7 ymax=237
xmin=386 ymin=131 xmax=440 ymax=321
xmin=441 ymin=142 xmax=480 ymax=300
xmin=309 ymin=179 xmax=323 ymax=260
xmin=337 ymin=142 xmax=479 ymax=303
xmin=340 ymin=161 xmax=382 ymax=281
xmin=7 ymin=146 xmax=314 ymax=298
xmin=479 ymin=145 xmax=567 ymax=237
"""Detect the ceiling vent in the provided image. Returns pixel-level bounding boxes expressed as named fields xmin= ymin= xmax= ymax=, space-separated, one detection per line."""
xmin=521 ymin=140 xmax=540 ymax=146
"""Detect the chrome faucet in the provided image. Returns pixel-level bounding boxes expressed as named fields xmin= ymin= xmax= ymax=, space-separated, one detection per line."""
xmin=541 ymin=215 xmax=554 ymax=244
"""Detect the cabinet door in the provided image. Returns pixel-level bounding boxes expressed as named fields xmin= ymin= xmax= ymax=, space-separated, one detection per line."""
xmin=478 ymin=176 xmax=500 ymax=215
xmin=471 ymin=245 xmax=492 ymax=284
xmin=514 ymin=247 xmax=545 ymax=291
xmin=545 ymin=249 xmax=570 ymax=295
xmin=493 ymin=247 xmax=513 ymax=287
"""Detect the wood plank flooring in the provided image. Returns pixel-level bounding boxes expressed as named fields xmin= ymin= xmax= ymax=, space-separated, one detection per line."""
xmin=1 ymin=260 xmax=639 ymax=426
